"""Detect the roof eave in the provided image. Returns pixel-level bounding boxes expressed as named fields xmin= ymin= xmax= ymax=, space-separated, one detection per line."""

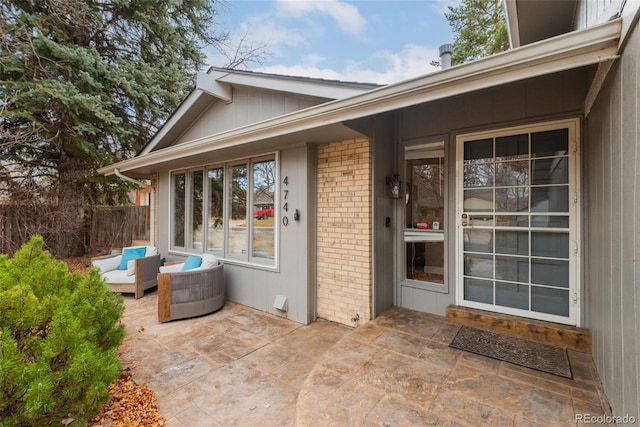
xmin=100 ymin=18 xmax=621 ymax=177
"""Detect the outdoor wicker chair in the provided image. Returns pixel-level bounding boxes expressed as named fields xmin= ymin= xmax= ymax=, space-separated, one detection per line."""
xmin=92 ymin=246 xmax=161 ymax=299
xmin=157 ymin=254 xmax=224 ymax=322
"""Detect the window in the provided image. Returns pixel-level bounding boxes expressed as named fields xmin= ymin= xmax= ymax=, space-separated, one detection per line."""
xmin=171 ymin=155 xmax=277 ymax=267
xmin=172 ymin=172 xmax=186 ymax=247
xmin=189 ymin=170 xmax=204 ymax=250
xmin=207 ymin=167 xmax=224 ymax=252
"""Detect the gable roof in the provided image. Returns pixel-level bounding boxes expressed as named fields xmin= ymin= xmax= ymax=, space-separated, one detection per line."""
xmin=101 ymin=18 xmax=621 ymax=179
xmin=140 ymin=67 xmax=382 ymax=155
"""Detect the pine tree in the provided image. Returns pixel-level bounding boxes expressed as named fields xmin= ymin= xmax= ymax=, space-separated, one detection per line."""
xmin=0 ymin=235 xmax=125 ymax=426
xmin=445 ymin=0 xmax=510 ymax=65
xmin=0 ymin=1 xmax=264 ymax=257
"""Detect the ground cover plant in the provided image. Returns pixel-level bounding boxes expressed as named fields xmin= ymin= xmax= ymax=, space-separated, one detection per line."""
xmin=0 ymin=236 xmax=124 ymax=426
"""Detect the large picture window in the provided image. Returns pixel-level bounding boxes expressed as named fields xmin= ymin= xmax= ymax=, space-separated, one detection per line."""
xmin=171 ymin=155 xmax=277 ymax=267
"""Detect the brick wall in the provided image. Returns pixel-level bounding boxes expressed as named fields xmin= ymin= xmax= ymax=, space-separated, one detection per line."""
xmin=316 ymin=138 xmax=372 ymax=326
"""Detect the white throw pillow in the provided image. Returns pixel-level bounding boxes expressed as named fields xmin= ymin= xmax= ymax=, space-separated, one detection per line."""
xmin=126 ymin=259 xmax=136 ymax=276
xmin=159 ymin=263 xmax=184 ymax=273
xmin=92 ymin=255 xmax=122 ymax=274
xmin=200 ymin=253 xmax=219 ymax=269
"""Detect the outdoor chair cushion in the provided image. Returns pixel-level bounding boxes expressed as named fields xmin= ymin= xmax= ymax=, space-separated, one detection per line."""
xmin=182 ymin=255 xmax=203 ymax=271
xmin=119 ymin=246 xmax=146 ymax=270
xmin=92 ymin=255 xmax=121 ymax=275
xmin=159 ymin=253 xmax=219 ymax=274
xmin=101 ymin=269 xmax=136 ymax=284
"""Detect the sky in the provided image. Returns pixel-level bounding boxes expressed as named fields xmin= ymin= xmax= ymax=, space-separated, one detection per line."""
xmin=207 ymin=0 xmax=460 ymax=85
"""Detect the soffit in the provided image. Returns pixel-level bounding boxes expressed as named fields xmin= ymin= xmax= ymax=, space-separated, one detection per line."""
xmin=507 ymin=0 xmax=578 ymax=48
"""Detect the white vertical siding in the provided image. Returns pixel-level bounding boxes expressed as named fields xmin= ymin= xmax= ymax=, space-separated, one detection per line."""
xmin=575 ymin=0 xmax=623 ymax=30
xmin=175 ymin=87 xmax=327 ymax=145
xmin=584 ymin=16 xmax=640 ymax=420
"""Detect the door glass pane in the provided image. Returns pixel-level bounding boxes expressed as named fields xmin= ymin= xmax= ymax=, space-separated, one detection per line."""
xmin=172 ymin=173 xmax=186 ymax=247
xmin=531 ymin=215 xmax=569 ymax=228
xmin=495 ymin=256 xmax=528 ymax=282
xmin=252 ymin=159 xmax=276 ymax=263
xmin=531 ymin=186 xmax=569 ymax=212
xmin=496 ymin=134 xmax=528 ymax=160
xmin=464 ymin=164 xmax=494 ymax=187
xmin=494 ymin=230 xmax=528 ymax=255
xmin=495 ymin=160 xmax=528 ymax=186
xmin=189 ymin=170 xmax=204 ymax=250
xmin=228 ymin=164 xmax=248 ymax=258
xmin=532 ymin=157 xmax=568 ymax=185
xmin=464 ymin=189 xmax=493 ymax=212
xmin=464 ymin=229 xmax=493 ymax=253
xmin=496 ymin=215 xmax=528 ymax=227
xmin=464 ymin=278 xmax=493 ymax=304
xmin=495 ymin=187 xmax=528 ymax=212
xmin=531 ymin=286 xmax=569 ymax=316
xmin=464 ymin=138 xmax=493 ymax=163
xmin=531 ymin=129 xmax=568 ymax=157
xmin=531 ymin=258 xmax=569 ymax=287
xmin=531 ymin=231 xmax=569 ymax=258
xmin=405 ymin=149 xmax=445 ymax=284
xmin=207 ymin=167 xmax=224 ymax=252
xmin=464 ymin=254 xmax=493 ymax=279
xmin=496 ymin=282 xmax=529 ymax=309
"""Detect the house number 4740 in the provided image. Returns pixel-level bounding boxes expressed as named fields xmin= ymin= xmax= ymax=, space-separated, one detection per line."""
xmin=282 ymin=176 xmax=289 ymax=226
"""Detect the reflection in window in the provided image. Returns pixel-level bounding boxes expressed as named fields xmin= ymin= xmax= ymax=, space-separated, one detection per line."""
xmin=252 ymin=160 xmax=276 ymax=261
xmin=189 ymin=170 xmax=204 ymax=250
xmin=229 ymin=164 xmax=248 ymax=258
xmin=207 ymin=167 xmax=224 ymax=252
xmin=405 ymin=152 xmax=445 ymax=284
xmin=173 ymin=173 xmax=186 ymax=247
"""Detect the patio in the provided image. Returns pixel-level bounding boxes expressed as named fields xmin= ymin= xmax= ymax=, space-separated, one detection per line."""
xmin=119 ymin=293 xmax=613 ymax=426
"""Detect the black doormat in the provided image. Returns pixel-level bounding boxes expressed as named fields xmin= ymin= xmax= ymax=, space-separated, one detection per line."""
xmin=449 ymin=326 xmax=572 ymax=379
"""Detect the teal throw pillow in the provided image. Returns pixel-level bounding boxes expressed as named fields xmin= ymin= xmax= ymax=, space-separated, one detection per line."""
xmin=182 ymin=256 xmax=203 ymax=271
xmin=118 ymin=247 xmax=146 ymax=270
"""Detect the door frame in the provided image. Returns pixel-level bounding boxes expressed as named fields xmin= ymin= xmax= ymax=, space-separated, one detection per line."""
xmin=454 ymin=118 xmax=582 ymax=326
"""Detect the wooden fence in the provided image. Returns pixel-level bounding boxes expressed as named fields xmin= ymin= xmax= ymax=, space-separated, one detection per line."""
xmin=89 ymin=206 xmax=150 ymax=250
xmin=0 ymin=205 xmax=149 ymax=255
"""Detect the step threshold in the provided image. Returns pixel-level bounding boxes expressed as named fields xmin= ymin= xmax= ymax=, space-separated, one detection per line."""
xmin=445 ymin=305 xmax=592 ymax=353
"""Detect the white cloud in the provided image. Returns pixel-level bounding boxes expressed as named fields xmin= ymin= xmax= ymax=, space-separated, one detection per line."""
xmin=431 ymin=0 xmax=462 ymax=16
xmin=275 ymin=0 xmax=367 ymax=37
xmin=238 ymin=15 xmax=306 ymax=52
xmin=254 ymin=43 xmax=441 ymax=85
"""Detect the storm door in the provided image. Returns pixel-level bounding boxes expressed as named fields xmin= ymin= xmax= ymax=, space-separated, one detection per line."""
xmin=403 ymin=142 xmax=447 ymax=290
xmin=456 ymin=119 xmax=580 ymax=326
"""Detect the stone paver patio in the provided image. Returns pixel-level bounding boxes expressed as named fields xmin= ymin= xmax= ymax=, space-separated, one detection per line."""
xmin=119 ymin=292 xmax=613 ymax=426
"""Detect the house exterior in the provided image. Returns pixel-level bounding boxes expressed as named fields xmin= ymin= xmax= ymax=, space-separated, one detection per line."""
xmin=100 ymin=0 xmax=640 ymax=420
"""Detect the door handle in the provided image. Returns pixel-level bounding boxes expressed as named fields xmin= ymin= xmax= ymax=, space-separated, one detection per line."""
xmin=461 ymin=213 xmax=468 ymax=227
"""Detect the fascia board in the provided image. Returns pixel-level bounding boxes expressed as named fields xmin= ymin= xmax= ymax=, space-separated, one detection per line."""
xmin=505 ymin=0 xmax=521 ymax=48
xmin=197 ymin=71 xmax=232 ymax=103
xmin=101 ymin=19 xmax=620 ymax=176
xmin=139 ymin=89 xmax=205 ymax=155
xmin=217 ymin=72 xmax=372 ymax=100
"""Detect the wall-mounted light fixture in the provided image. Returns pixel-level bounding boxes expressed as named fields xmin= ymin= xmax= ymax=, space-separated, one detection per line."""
xmin=386 ymin=174 xmax=402 ymax=199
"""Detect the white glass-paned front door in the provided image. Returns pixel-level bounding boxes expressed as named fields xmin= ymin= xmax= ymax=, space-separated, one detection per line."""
xmin=457 ymin=119 xmax=580 ymax=325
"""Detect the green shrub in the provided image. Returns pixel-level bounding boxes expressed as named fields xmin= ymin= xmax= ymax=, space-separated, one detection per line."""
xmin=0 ymin=236 xmax=124 ymax=426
